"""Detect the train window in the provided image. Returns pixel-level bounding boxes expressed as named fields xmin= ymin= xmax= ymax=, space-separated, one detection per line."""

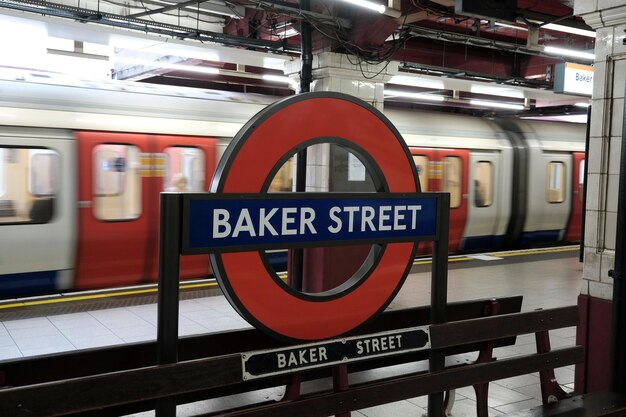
xmin=474 ymin=161 xmax=493 ymax=207
xmin=269 ymin=157 xmax=294 ymax=192
xmin=0 ymin=147 xmax=59 ymax=224
xmin=412 ymin=155 xmax=429 ymax=191
xmin=546 ymin=162 xmax=565 ymax=203
xmin=164 ymin=147 xmax=205 ymax=192
xmin=31 ymin=151 xmax=60 ymax=196
xmin=579 ymin=160 xmax=585 ymax=203
xmin=93 ymin=144 xmax=141 ymax=221
xmin=443 ymin=156 xmax=462 ymax=208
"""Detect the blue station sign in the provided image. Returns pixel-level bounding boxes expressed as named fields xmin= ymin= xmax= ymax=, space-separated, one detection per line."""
xmin=182 ymin=193 xmax=437 ymax=254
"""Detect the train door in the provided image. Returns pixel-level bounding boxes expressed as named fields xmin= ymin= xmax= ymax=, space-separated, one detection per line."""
xmin=0 ymin=129 xmax=77 ymax=297
xmin=565 ymin=152 xmax=585 ymax=242
xmin=462 ymin=152 xmax=507 ymax=251
xmin=409 ymin=148 xmax=469 ymax=253
xmin=75 ymin=132 xmax=150 ymax=288
xmin=148 ymin=135 xmax=218 ymax=281
xmin=439 ymin=150 xmax=469 ymax=252
xmin=410 ymin=149 xmax=435 ymax=255
xmin=523 ymin=153 xmax=573 ymax=243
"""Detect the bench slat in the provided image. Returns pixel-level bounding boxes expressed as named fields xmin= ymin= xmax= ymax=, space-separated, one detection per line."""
xmin=430 ymin=306 xmax=579 ymax=349
xmin=206 ymin=346 xmax=584 ymax=417
xmin=0 ymin=354 xmax=243 ymax=417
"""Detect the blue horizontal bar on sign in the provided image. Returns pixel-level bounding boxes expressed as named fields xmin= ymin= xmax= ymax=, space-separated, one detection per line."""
xmin=182 ymin=193 xmax=438 ymax=253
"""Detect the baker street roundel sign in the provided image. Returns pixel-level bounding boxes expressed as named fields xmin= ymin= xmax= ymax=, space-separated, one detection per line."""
xmin=182 ymin=92 xmax=438 ymax=342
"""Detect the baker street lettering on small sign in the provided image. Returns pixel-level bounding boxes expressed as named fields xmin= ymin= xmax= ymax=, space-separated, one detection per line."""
xmin=241 ymin=327 xmax=430 ymax=380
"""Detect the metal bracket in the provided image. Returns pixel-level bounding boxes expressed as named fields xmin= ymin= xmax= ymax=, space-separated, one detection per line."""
xmin=609 ymin=269 xmax=626 ymax=280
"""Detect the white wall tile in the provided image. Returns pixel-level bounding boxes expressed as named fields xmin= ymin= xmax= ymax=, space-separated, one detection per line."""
xmin=590 ymin=98 xmax=606 ymax=134
xmin=357 ymin=81 xmax=376 ymax=101
xmin=609 ymin=136 xmax=623 ymax=175
xmin=604 ymin=210 xmax=618 ymax=250
xmin=613 ymin=24 xmax=626 ymax=56
xmin=601 ymin=249 xmax=615 ymax=283
xmin=595 ymin=28 xmax=614 ymax=62
xmin=583 ymin=247 xmax=602 ymax=281
xmin=305 ymin=165 xmax=317 ymax=188
xmin=589 ymin=280 xmax=614 ymax=300
xmin=606 ymin=173 xmax=620 ymax=212
xmin=611 ymin=97 xmax=625 ymax=138
xmin=596 ymin=0 xmax=624 ymax=10
xmin=585 ymin=173 xmax=603 ymax=209
xmin=601 ymin=5 xmax=626 ymax=28
xmin=584 ymin=209 xmax=599 ymax=247
xmin=575 ymin=0 xmax=599 ymax=15
xmin=580 ymin=278 xmax=590 ymax=295
xmin=339 ymin=77 xmax=357 ymax=96
xmin=613 ymin=60 xmax=626 ymax=99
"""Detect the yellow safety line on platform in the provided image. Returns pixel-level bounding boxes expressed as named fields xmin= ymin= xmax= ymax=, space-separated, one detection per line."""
xmin=488 ymin=246 xmax=577 ymax=257
xmin=0 ymin=246 xmax=578 ymax=311
xmin=0 ymin=288 xmax=157 ymax=310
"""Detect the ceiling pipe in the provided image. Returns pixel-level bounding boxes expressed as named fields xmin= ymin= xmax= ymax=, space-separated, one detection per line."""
xmin=300 ymin=0 xmax=313 ymax=93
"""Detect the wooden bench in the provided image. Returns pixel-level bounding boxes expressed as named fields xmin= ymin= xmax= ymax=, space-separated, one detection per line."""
xmin=0 ymin=296 xmax=522 ymax=416
xmin=5 ymin=300 xmax=614 ymax=417
xmin=8 ymin=299 xmax=619 ymax=417
xmin=0 ymin=306 xmax=592 ymax=417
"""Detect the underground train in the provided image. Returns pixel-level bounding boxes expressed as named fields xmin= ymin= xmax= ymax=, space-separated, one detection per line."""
xmin=0 ymin=71 xmax=585 ymax=298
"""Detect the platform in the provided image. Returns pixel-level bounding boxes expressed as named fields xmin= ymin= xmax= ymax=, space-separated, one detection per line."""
xmin=0 ymin=247 xmax=581 ymax=416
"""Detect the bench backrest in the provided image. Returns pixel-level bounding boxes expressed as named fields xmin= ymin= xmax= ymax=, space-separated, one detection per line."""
xmin=0 ymin=303 xmax=579 ymax=417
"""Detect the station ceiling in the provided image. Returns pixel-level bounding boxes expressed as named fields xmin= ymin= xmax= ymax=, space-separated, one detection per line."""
xmin=0 ymin=0 xmax=594 ymax=116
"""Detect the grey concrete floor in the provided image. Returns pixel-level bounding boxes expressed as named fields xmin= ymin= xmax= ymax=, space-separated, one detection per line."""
xmin=0 ymin=247 xmax=581 ymax=416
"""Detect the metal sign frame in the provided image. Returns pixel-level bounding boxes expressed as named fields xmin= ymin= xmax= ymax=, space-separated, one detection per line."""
xmin=155 ymin=92 xmax=450 ymax=417
xmin=157 ymin=190 xmax=449 ymax=416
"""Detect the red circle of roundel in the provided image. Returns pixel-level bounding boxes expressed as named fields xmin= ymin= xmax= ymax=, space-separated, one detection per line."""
xmin=210 ymin=92 xmax=420 ymax=341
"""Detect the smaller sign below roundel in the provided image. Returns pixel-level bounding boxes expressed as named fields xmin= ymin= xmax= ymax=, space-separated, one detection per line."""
xmin=241 ymin=326 xmax=431 ymax=380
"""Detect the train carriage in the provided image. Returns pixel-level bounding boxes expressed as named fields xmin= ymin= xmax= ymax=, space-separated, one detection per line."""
xmin=0 ymin=71 xmax=587 ymax=298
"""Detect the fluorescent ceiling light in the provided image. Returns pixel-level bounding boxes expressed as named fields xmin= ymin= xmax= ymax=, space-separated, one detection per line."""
xmin=385 ymin=90 xmax=445 ymax=102
xmin=469 ymin=99 xmax=524 ymax=110
xmin=115 ymin=57 xmax=219 ymax=75
xmin=388 ymin=75 xmax=445 ymax=89
xmin=494 ymin=22 xmax=528 ymax=31
xmin=470 ymin=85 xmax=525 ymax=99
xmin=543 ymin=46 xmax=595 ymax=61
xmin=339 ymin=0 xmax=386 ymax=14
xmin=262 ymin=74 xmax=293 ymax=84
xmin=522 ymin=114 xmax=588 ymax=123
xmin=494 ymin=21 xmax=595 ymax=38
xmin=543 ymin=23 xmax=596 ymax=38
xmin=575 ymin=102 xmax=591 ymax=108
xmin=277 ymin=28 xmax=300 ymax=38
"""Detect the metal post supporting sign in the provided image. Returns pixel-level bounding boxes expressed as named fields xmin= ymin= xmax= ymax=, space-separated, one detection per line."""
xmin=156 ymin=193 xmax=182 ymax=417
xmin=155 ymin=92 xmax=450 ymax=417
